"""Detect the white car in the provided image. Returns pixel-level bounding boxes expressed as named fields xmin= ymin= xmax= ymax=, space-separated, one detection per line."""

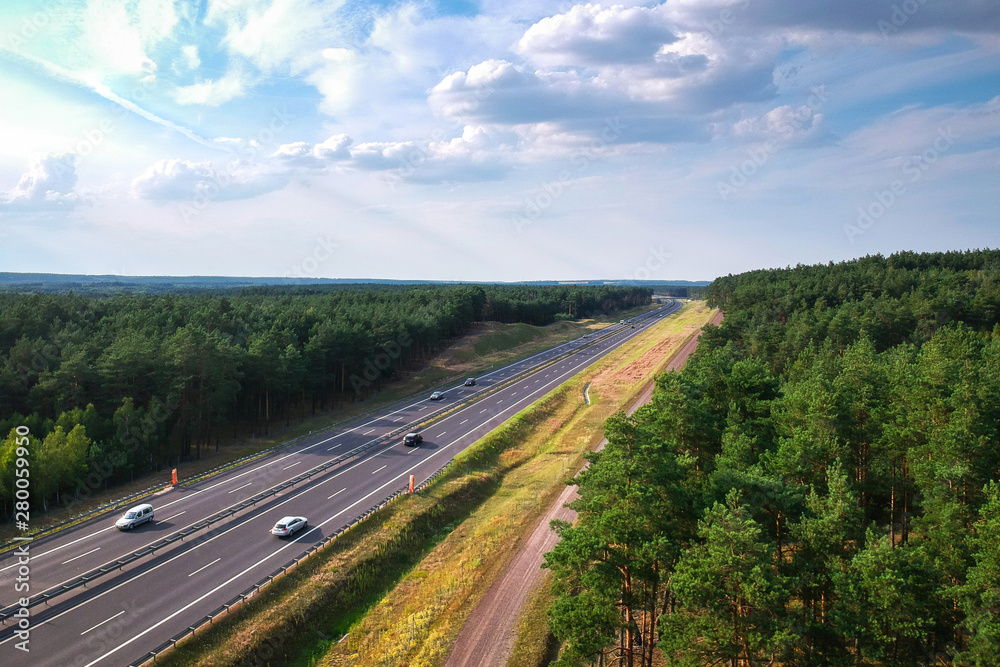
xmin=116 ymin=503 xmax=154 ymax=530
xmin=271 ymin=516 xmax=308 ymax=537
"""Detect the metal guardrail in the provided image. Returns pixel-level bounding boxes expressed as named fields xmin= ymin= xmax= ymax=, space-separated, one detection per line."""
xmin=1 ymin=301 xmax=678 ymax=657
xmin=126 ymin=440 xmax=479 ymax=665
xmin=0 ymin=306 xmax=661 ymax=556
xmin=127 ymin=483 xmax=411 ymax=666
xmin=125 ymin=302 xmax=681 ymax=665
xmin=0 ymin=428 xmax=416 ymax=622
xmin=0 ymin=306 xmax=652 ymax=621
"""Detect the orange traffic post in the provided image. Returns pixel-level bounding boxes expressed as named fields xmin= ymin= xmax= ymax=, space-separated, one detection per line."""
xmin=408 ymin=475 xmax=415 ymax=494
xmin=171 ymin=468 xmax=178 ymax=486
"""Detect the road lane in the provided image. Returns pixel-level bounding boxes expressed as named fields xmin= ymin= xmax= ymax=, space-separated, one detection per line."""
xmin=0 ymin=301 xmax=683 ymax=666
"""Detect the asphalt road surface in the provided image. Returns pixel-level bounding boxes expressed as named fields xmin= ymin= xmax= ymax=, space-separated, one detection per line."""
xmin=0 ymin=300 xmax=682 ymax=667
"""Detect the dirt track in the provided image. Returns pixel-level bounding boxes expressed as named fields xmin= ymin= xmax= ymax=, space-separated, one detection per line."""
xmin=444 ymin=308 xmax=722 ymax=667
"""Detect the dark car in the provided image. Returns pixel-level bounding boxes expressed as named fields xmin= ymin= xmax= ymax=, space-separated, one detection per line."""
xmin=464 ymin=378 xmax=476 ymax=386
xmin=403 ymin=432 xmax=423 ymax=446
xmin=429 ymin=391 xmax=445 ymax=400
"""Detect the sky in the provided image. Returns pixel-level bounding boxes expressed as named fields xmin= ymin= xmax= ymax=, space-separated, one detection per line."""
xmin=0 ymin=0 xmax=996 ymax=282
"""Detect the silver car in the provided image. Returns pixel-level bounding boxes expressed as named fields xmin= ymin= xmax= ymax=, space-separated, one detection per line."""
xmin=116 ymin=504 xmax=154 ymax=530
xmin=271 ymin=516 xmax=308 ymax=537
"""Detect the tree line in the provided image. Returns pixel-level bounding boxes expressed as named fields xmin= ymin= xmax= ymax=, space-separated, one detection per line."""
xmin=0 ymin=283 xmax=650 ymax=519
xmin=546 ymin=249 xmax=1000 ymax=666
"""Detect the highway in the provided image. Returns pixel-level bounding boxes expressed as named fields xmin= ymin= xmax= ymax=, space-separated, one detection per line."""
xmin=0 ymin=300 xmax=682 ymax=666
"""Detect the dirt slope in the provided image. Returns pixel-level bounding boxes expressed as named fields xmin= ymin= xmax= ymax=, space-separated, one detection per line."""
xmin=444 ymin=309 xmax=723 ymax=667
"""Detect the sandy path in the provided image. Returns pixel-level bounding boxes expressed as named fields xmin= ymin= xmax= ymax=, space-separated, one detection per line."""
xmin=444 ymin=308 xmax=722 ymax=667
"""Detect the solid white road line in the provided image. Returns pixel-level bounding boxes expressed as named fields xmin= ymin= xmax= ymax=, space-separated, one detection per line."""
xmin=62 ymin=547 xmax=101 ymax=565
xmin=48 ymin=312 xmax=648 ymax=648
xmin=83 ymin=445 xmax=470 ymax=666
xmin=61 ymin=310 xmax=676 ymax=662
xmin=187 ymin=558 xmax=221 ymax=578
xmin=227 ymin=482 xmax=252 ymax=494
xmin=0 ymin=525 xmax=116 ymax=571
xmin=81 ymin=611 xmax=125 ymax=636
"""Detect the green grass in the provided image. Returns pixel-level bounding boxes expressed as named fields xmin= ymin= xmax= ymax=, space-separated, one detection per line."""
xmin=470 ymin=322 xmax=571 ymax=358
xmin=507 ymin=573 xmax=560 ymax=667
xmin=131 ymin=301 xmax=711 ymax=667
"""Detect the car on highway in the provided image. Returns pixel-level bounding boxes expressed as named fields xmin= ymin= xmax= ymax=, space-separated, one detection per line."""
xmin=271 ymin=516 xmax=308 ymax=537
xmin=620 ymin=319 xmax=625 ymax=324
xmin=429 ymin=391 xmax=445 ymax=400
xmin=116 ymin=503 xmax=154 ymax=530
xmin=464 ymin=377 xmax=476 ymax=386
xmin=403 ymin=432 xmax=423 ymax=446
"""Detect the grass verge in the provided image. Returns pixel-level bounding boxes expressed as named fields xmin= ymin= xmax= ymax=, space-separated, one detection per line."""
xmin=507 ymin=572 xmax=560 ymax=667
xmin=150 ymin=301 xmax=716 ymax=667
xmin=0 ymin=307 xmax=655 ymax=545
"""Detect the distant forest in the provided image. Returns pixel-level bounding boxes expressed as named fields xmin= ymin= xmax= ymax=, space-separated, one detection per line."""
xmin=0 ymin=284 xmax=650 ymax=518
xmin=547 ymin=249 xmax=1000 ymax=666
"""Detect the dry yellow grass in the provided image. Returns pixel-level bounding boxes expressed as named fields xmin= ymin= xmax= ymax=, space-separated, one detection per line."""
xmin=151 ymin=302 xmax=716 ymax=667
xmin=317 ymin=302 xmax=718 ymax=667
xmin=0 ymin=306 xmax=654 ymax=545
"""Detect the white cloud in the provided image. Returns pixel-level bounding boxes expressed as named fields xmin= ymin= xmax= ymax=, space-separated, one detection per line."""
xmin=271 ymin=134 xmax=353 ymax=167
xmin=174 ymin=69 xmax=252 ymax=106
xmin=665 ymin=0 xmax=1000 ymax=40
xmin=306 ymin=48 xmax=362 ymax=115
xmin=131 ymin=158 xmax=289 ymax=201
xmin=732 ymin=103 xmax=829 ymax=146
xmin=517 ymin=3 xmax=679 ymax=67
xmin=181 ymin=45 xmax=201 ymax=70
xmin=429 ymin=3 xmax=782 ymax=142
xmin=80 ymin=0 xmax=178 ymax=77
xmin=207 ymin=0 xmax=345 ymax=74
xmin=1 ymin=153 xmax=83 ymax=210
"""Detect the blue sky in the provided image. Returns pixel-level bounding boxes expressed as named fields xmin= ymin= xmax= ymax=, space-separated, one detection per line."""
xmin=0 ymin=0 xmax=997 ymax=281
